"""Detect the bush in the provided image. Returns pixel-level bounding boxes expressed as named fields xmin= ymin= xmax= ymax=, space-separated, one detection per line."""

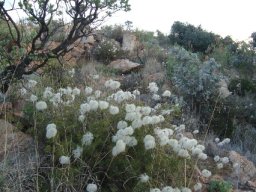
xmin=167 ymin=47 xmax=221 ymax=105
xmin=169 ymin=21 xmax=216 ymax=53
xmin=93 ymin=39 xmax=125 ymax=64
xmin=101 ymin=25 xmax=124 ymax=44
xmin=18 ymin=72 xmax=226 ymax=191
xmin=208 ymin=180 xmax=232 ymax=192
xmin=228 ymin=78 xmax=256 ymax=96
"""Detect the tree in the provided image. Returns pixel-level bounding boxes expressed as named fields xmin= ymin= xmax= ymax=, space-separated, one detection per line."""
xmin=0 ymin=0 xmax=130 ymax=92
xmin=168 ymin=21 xmax=216 ymax=53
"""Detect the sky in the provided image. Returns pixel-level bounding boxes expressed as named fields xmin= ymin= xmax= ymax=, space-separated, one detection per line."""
xmin=4 ymin=0 xmax=256 ymax=42
xmin=104 ymin=0 xmax=256 ymax=42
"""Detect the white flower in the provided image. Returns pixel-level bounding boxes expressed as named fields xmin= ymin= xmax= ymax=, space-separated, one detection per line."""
xmin=148 ymin=82 xmax=159 ymax=93
xmin=112 ymin=139 xmax=126 ymax=156
xmin=85 ymin=86 xmax=93 ymax=95
xmin=193 ymin=130 xmax=199 ymax=134
xmin=72 ymin=87 xmax=81 ymax=95
xmin=117 ymin=121 xmax=128 ymax=130
xmin=89 ymin=100 xmax=98 ymax=111
xmin=30 ymin=94 xmax=38 ymax=102
xmin=181 ymin=187 xmax=191 ymax=192
xmin=98 ymin=100 xmax=109 ymax=110
xmin=215 ymin=138 xmax=220 ymax=143
xmin=221 ymin=157 xmax=229 ymax=164
xmin=59 ymin=156 xmax=70 ymax=165
xmin=125 ymin=104 xmax=136 ymax=113
xmin=143 ymin=135 xmax=156 ymax=150
xmin=198 ymin=153 xmax=208 ymax=160
xmin=162 ymin=90 xmax=171 ymax=97
xmin=27 ymin=80 xmax=37 ymax=88
xmin=43 ymin=87 xmax=53 ymax=99
xmin=46 ymin=123 xmax=57 ymax=139
xmin=141 ymin=106 xmax=151 ymax=115
xmin=86 ymin=183 xmax=97 ymax=192
xmin=217 ymin=163 xmax=223 ymax=169
xmin=142 ymin=116 xmax=153 ymax=125
xmin=80 ymin=103 xmax=91 ymax=114
xmin=139 ymin=173 xmax=149 ymax=183
xmin=94 ymin=90 xmax=101 ymax=98
xmin=109 ymin=105 xmax=119 ymax=115
xmin=20 ymin=88 xmax=27 ymax=96
xmin=214 ymin=155 xmax=220 ymax=162
xmin=36 ymin=101 xmax=47 ymax=111
xmin=193 ymin=183 xmax=202 ymax=191
xmin=82 ymin=132 xmax=94 ymax=146
xmin=72 ymin=146 xmax=83 ymax=158
xmin=162 ymin=186 xmax=174 ymax=192
xmin=133 ymin=89 xmax=140 ymax=95
xmin=150 ymin=188 xmax=161 ymax=192
xmin=105 ymin=79 xmax=120 ymax=90
xmin=201 ymin=169 xmax=211 ymax=178
xmin=78 ymin=115 xmax=85 ymax=122
xmin=178 ymin=149 xmax=190 ymax=159
xmin=152 ymin=94 xmax=161 ymax=101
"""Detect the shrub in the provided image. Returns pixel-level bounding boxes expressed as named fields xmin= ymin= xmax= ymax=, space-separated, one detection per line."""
xmin=228 ymin=78 xmax=256 ymax=96
xmin=167 ymin=47 xmax=221 ymax=106
xmin=93 ymin=39 xmax=125 ymax=64
xmin=19 ymin=73 xmax=224 ymax=191
xmin=208 ymin=180 xmax=232 ymax=192
xmin=101 ymin=25 xmax=124 ymax=44
xmin=169 ymin=21 xmax=216 ymax=53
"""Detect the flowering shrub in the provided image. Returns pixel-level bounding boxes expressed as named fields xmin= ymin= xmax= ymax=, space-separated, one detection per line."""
xmin=21 ymin=76 xmax=232 ymax=191
xmin=93 ymin=39 xmax=125 ymax=64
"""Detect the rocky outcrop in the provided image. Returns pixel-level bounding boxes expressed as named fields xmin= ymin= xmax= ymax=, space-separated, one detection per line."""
xmin=109 ymin=59 xmax=142 ymax=73
xmin=0 ymin=119 xmax=36 ymax=190
xmin=229 ymin=150 xmax=256 ymax=185
xmin=122 ymin=32 xmax=137 ymax=51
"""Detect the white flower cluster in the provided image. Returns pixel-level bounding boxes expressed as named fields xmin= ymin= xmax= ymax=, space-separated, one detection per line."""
xmin=86 ymin=183 xmax=97 ymax=192
xmin=36 ymin=101 xmax=48 ymax=111
xmin=148 ymin=82 xmax=159 ymax=93
xmin=144 ymin=135 xmax=156 ymax=150
xmin=139 ymin=173 xmax=149 ymax=183
xmin=214 ymin=155 xmax=229 ymax=169
xmin=108 ymin=90 xmax=135 ymax=103
xmin=217 ymin=138 xmax=231 ymax=147
xmin=82 ymin=132 xmax=94 ymax=146
xmin=46 ymin=123 xmax=57 ymax=139
xmin=201 ymin=169 xmax=212 ymax=178
xmin=41 ymin=86 xmax=81 ymax=106
xmin=72 ymin=146 xmax=83 ymax=159
xmin=105 ymin=79 xmax=121 ymax=90
xmin=59 ymin=156 xmax=70 ymax=165
xmin=112 ymin=126 xmax=137 ymax=147
xmin=112 ymin=139 xmax=126 ymax=156
xmin=162 ymin=90 xmax=171 ymax=97
xmin=27 ymin=79 xmax=38 ymax=89
xmin=150 ymin=186 xmax=192 ymax=192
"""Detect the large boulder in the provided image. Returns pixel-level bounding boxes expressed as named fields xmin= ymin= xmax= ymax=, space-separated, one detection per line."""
xmin=109 ymin=59 xmax=142 ymax=73
xmin=122 ymin=32 xmax=137 ymax=51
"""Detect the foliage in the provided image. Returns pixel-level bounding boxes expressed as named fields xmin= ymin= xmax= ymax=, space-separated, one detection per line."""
xmin=167 ymin=46 xmax=221 ymax=105
xmin=101 ymin=25 xmax=125 ymax=44
xmin=169 ymin=21 xmax=216 ymax=53
xmin=228 ymin=78 xmax=256 ymax=96
xmin=93 ymin=38 xmax=125 ymax=64
xmin=208 ymin=180 xmax=232 ymax=192
xmin=16 ymin=69 xmax=217 ymax=191
xmin=0 ymin=0 xmax=131 ymax=92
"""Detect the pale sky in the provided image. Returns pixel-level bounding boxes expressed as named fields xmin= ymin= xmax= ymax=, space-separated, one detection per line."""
xmin=104 ymin=0 xmax=256 ymax=42
xmin=4 ymin=0 xmax=256 ymax=42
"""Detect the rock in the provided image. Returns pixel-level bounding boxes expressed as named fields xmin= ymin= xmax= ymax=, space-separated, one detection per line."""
xmin=0 ymin=119 xmax=36 ymax=191
xmin=122 ymin=32 xmax=137 ymax=51
xmin=109 ymin=59 xmax=142 ymax=73
xmin=229 ymin=150 xmax=256 ymax=185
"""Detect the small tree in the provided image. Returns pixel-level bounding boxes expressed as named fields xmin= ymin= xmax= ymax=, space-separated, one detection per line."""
xmin=0 ymin=0 xmax=130 ymax=92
